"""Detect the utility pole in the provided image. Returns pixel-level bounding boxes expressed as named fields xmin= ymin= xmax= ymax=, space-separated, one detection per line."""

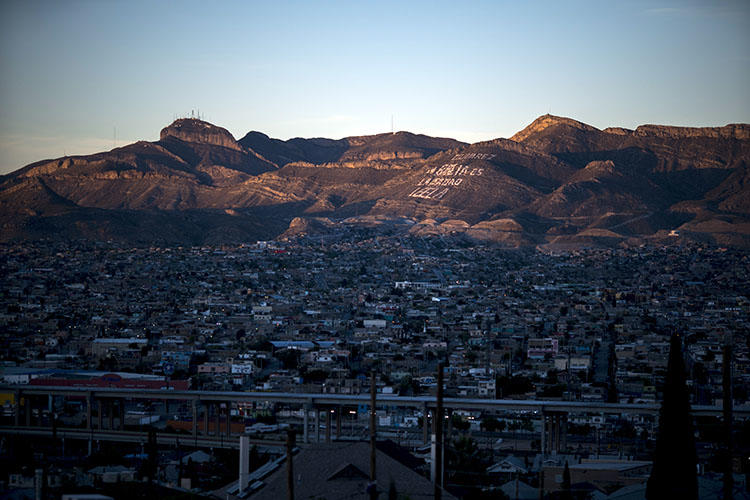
xmin=369 ymin=372 xmax=378 ymax=500
xmin=286 ymin=430 xmax=295 ymax=500
xmin=435 ymin=361 xmax=444 ymax=500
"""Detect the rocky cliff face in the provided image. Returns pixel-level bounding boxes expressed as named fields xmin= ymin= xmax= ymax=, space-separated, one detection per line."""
xmin=2 ymin=115 xmax=749 ymax=248
xmin=160 ymin=119 xmax=243 ymax=151
xmin=632 ymin=123 xmax=750 ymax=140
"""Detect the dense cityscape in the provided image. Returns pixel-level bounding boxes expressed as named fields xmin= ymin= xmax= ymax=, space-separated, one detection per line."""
xmin=1 ymin=238 xmax=748 ymax=499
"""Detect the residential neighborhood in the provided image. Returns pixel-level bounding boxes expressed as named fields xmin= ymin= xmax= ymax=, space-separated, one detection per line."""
xmin=1 ymin=238 xmax=749 ymax=498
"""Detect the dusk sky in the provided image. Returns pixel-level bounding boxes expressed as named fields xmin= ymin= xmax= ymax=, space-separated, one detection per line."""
xmin=1 ymin=0 xmax=749 ymax=175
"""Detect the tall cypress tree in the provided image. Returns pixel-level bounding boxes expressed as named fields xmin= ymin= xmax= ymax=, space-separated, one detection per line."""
xmin=722 ymin=341 xmax=733 ymax=500
xmin=646 ymin=333 xmax=698 ymax=499
xmin=562 ymin=460 xmax=572 ymax=500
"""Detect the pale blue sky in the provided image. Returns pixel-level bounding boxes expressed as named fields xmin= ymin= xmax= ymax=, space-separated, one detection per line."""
xmin=1 ymin=0 xmax=749 ymax=174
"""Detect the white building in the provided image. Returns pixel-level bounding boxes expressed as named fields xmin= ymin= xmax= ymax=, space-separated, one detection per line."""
xmin=231 ymin=361 xmax=256 ymax=375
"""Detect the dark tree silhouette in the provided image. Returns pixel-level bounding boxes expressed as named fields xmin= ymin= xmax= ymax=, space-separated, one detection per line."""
xmin=646 ymin=333 xmax=698 ymax=499
xmin=722 ymin=341 xmax=733 ymax=500
xmin=561 ymin=460 xmax=572 ymax=500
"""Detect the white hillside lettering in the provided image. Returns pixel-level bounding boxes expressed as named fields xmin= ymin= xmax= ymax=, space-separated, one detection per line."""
xmin=408 ymin=153 xmax=493 ymax=200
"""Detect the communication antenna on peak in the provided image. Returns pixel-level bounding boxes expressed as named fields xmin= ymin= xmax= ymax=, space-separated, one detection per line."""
xmin=391 ymin=115 xmax=394 ymax=135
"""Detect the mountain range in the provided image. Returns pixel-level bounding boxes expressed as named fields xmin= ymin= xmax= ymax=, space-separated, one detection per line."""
xmin=2 ymin=115 xmax=749 ymax=248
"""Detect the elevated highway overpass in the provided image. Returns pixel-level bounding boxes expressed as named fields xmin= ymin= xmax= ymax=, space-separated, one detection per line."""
xmin=2 ymin=385 xmax=746 ymax=454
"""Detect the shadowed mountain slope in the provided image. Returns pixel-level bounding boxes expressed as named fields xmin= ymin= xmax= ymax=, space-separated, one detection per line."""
xmin=2 ymin=115 xmax=749 ymax=247
xmin=238 ymin=130 xmax=466 ymax=167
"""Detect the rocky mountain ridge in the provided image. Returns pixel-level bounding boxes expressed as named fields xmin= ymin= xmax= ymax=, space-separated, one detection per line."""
xmin=160 ymin=118 xmax=244 ymax=151
xmin=2 ymin=114 xmax=749 ymax=248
